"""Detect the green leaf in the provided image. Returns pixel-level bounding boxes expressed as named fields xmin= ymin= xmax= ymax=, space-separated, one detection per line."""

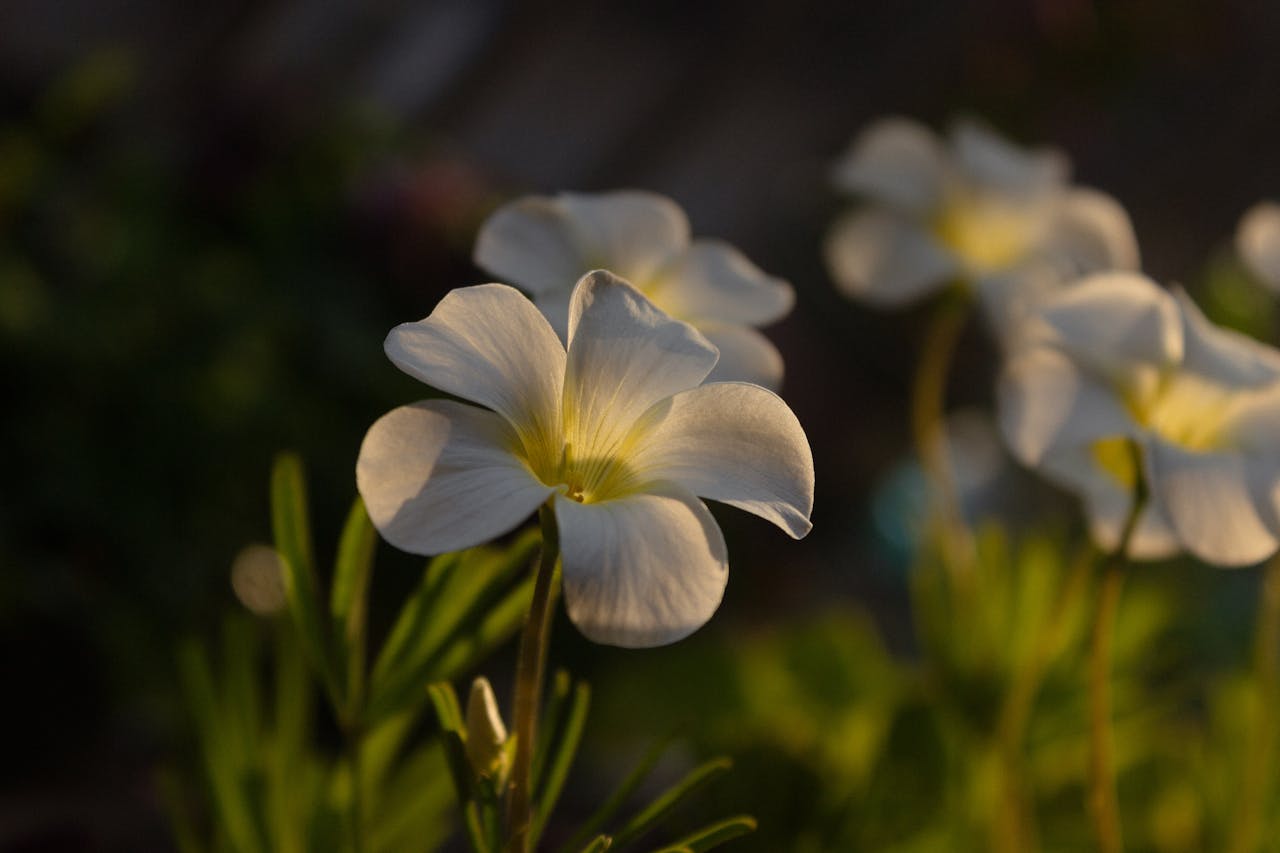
xmin=267 ymin=620 xmax=312 ymax=853
xmin=557 ymin=734 xmax=673 ymax=853
xmin=579 ymin=836 xmax=613 ymax=853
xmin=426 ymin=682 xmax=474 ymax=805
xmin=367 ymin=531 xmax=539 ymax=724
xmin=534 ymin=670 xmax=573 ymax=790
xmin=177 ymin=640 xmax=263 ymax=853
xmin=610 ymin=758 xmax=734 ymax=850
xmin=331 ymin=496 xmax=377 ymax=720
xmin=534 ymin=678 xmax=591 ymax=845
xmin=652 ymin=816 xmax=757 ymax=852
xmin=270 ymin=452 xmax=337 ymax=702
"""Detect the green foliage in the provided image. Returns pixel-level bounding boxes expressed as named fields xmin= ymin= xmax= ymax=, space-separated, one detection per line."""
xmin=171 ymin=454 xmax=549 ymax=851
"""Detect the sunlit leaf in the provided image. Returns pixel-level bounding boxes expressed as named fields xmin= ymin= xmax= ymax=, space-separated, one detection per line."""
xmin=367 ymin=530 xmax=539 ymax=724
xmin=270 ymin=452 xmax=337 ymax=702
xmin=331 ymin=496 xmax=376 ymax=719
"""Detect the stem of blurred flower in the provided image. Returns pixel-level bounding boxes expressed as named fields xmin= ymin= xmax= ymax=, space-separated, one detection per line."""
xmin=910 ymin=286 xmax=974 ymax=580
xmin=505 ymin=503 xmax=560 ymax=852
xmin=1228 ymin=553 xmax=1280 ymax=853
xmin=991 ymin=542 xmax=1094 ymax=853
xmin=1088 ymin=444 xmax=1146 ymax=853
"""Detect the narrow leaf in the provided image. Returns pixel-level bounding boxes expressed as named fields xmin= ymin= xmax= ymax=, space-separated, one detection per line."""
xmin=177 ymin=641 xmax=262 ymax=853
xmin=610 ymin=758 xmax=733 ymax=850
xmin=580 ymin=836 xmax=613 ymax=853
xmin=533 ymin=670 xmax=573 ymax=790
xmin=331 ymin=496 xmax=377 ymax=719
xmin=426 ymin=683 xmax=473 ymax=804
xmin=533 ymin=680 xmax=591 ymax=844
xmin=270 ymin=452 xmax=337 ymax=702
xmin=367 ymin=533 xmax=540 ymax=724
xmin=653 ymin=816 xmax=757 ymax=852
xmin=557 ymin=734 xmax=674 ymax=853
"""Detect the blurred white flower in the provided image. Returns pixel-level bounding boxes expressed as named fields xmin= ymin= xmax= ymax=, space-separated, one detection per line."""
xmin=473 ymin=190 xmax=794 ymax=389
xmin=998 ymin=272 xmax=1280 ymax=566
xmin=1237 ymin=201 xmax=1280 ymax=290
xmin=826 ymin=117 xmax=1140 ymax=340
xmin=357 ymin=271 xmax=814 ymax=647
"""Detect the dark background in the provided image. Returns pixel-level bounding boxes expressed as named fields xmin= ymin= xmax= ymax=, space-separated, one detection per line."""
xmin=3 ymin=0 xmax=1279 ymax=848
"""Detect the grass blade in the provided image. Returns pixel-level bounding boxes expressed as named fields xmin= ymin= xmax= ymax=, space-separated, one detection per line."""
xmin=533 ymin=679 xmax=591 ymax=844
xmin=331 ymin=496 xmax=376 ymax=719
xmin=652 ymin=816 xmax=757 ymax=852
xmin=557 ymin=733 xmax=674 ymax=853
xmin=579 ymin=836 xmax=613 ymax=853
xmin=610 ymin=758 xmax=733 ymax=851
xmin=270 ymin=452 xmax=336 ymax=702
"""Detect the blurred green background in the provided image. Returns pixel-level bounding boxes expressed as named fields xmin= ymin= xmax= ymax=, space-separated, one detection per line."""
xmin=3 ymin=1 xmax=1280 ymax=849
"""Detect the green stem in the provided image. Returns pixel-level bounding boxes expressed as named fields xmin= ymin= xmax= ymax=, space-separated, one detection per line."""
xmin=1087 ymin=448 xmax=1147 ymax=853
xmin=505 ymin=504 xmax=560 ymax=852
xmin=909 ymin=286 xmax=974 ymax=584
xmin=1228 ymin=554 xmax=1280 ymax=853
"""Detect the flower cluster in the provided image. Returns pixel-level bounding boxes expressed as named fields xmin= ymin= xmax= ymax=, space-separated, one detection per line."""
xmin=998 ymin=272 xmax=1280 ymax=565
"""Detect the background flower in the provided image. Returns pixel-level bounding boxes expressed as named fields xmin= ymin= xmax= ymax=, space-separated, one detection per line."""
xmin=1237 ymin=200 xmax=1280 ymax=291
xmin=998 ymin=271 xmax=1280 ymax=566
xmin=473 ymin=190 xmax=795 ymax=389
xmin=825 ymin=117 xmax=1140 ymax=341
xmin=357 ymin=271 xmax=814 ymax=647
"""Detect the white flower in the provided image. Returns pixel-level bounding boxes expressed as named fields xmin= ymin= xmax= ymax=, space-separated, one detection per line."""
xmin=473 ymin=190 xmax=795 ymax=390
xmin=825 ymin=117 xmax=1140 ymax=339
xmin=356 ymin=271 xmax=814 ymax=647
xmin=1237 ymin=201 xmax=1280 ymax=291
xmin=998 ymin=272 xmax=1280 ymax=566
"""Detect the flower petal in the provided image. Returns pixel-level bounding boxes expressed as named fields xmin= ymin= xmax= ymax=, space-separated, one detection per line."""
xmin=356 ymin=401 xmax=553 ymax=555
xmin=1237 ymin=201 xmax=1280 ymax=290
xmin=554 ymin=485 xmax=728 ymax=648
xmin=949 ymin=118 xmax=1068 ymax=195
xmin=563 ymin=271 xmax=717 ymax=458
xmin=473 ymin=196 xmax=588 ymax=294
xmin=1037 ymin=272 xmax=1182 ymax=377
xmin=832 ymin=116 xmax=947 ymax=213
xmin=697 ymin=323 xmax=785 ymax=390
xmin=384 ymin=284 xmax=565 ymax=438
xmin=628 ymin=382 xmax=814 ymax=538
xmin=558 ymin=190 xmax=690 ymax=284
xmin=825 ymin=209 xmax=958 ymax=307
xmin=649 ymin=239 xmax=794 ymax=326
xmin=1045 ymin=188 xmax=1141 ymax=274
xmin=998 ymin=345 xmax=1136 ymax=466
xmin=1174 ymin=288 xmax=1280 ymax=387
xmin=1148 ymin=438 xmax=1278 ymax=566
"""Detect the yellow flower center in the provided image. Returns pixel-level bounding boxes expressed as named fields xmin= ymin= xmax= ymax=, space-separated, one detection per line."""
xmin=1131 ymin=372 xmax=1240 ymax=453
xmin=519 ymin=438 xmax=637 ymax=504
xmin=1091 ymin=371 xmax=1244 ymax=487
xmin=932 ymin=190 xmax=1045 ymax=274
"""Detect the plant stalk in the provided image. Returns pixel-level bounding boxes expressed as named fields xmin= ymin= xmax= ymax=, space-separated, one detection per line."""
xmin=1087 ymin=450 xmax=1146 ymax=853
xmin=909 ymin=286 xmax=974 ymax=586
xmin=505 ymin=503 xmax=560 ymax=852
xmin=1228 ymin=553 xmax=1280 ymax=853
